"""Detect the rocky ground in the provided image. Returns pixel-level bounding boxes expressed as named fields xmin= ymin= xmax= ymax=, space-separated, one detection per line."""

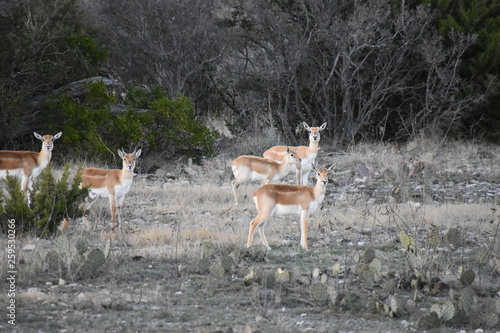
xmin=1 ymin=142 xmax=500 ymax=333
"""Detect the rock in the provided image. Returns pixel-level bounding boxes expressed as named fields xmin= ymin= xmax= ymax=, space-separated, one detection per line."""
xmin=23 ymin=244 xmax=36 ymax=251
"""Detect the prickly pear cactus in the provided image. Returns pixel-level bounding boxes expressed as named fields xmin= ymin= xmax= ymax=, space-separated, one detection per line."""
xmin=244 ymin=267 xmax=255 ymax=286
xmin=369 ymin=258 xmax=382 ymax=274
xmin=400 ymin=230 xmax=417 ymax=253
xmin=460 ymin=288 xmax=476 ymax=315
xmin=275 ymin=268 xmax=291 ymax=284
xmin=31 ymin=251 xmax=44 ymax=272
xmin=78 ymin=248 xmax=105 ymax=279
xmin=209 ymin=259 xmax=225 ymax=279
xmin=482 ymin=313 xmax=499 ymax=329
xmin=75 ymin=237 xmax=89 ymax=256
xmin=417 ymin=311 xmax=440 ymax=329
xmin=459 ymin=269 xmax=475 ymax=287
xmin=364 ymin=248 xmax=376 ymax=264
xmin=221 ymin=254 xmax=235 ymax=272
xmin=388 ymin=295 xmax=403 ymax=317
xmin=309 ymin=283 xmax=329 ymax=303
xmin=46 ymin=251 xmax=63 ymax=273
xmin=445 ymin=228 xmax=462 ymax=248
xmin=200 ymin=242 xmax=215 ymax=259
xmin=440 ymin=300 xmax=456 ymax=322
xmin=103 ymin=238 xmax=111 ymax=259
xmin=331 ymin=263 xmax=341 ymax=277
xmin=426 ymin=232 xmax=440 ymax=248
xmin=55 ymin=235 xmax=71 ymax=253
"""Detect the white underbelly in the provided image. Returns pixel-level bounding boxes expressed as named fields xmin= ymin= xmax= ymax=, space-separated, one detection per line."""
xmin=274 ymin=204 xmax=302 ymax=215
xmin=272 ymin=198 xmax=323 ymax=216
xmin=89 ymin=187 xmax=111 ymax=199
xmin=250 ymin=171 xmax=269 ymax=182
xmin=88 ymin=179 xmax=133 ymax=198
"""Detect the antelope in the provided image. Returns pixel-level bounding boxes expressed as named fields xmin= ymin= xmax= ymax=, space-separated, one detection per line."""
xmin=247 ymin=164 xmax=335 ymax=250
xmin=0 ymin=132 xmax=62 ymax=198
xmin=231 ymin=147 xmax=300 ymax=203
xmin=263 ymin=122 xmax=327 ymax=185
xmin=81 ymin=149 xmax=141 ymax=230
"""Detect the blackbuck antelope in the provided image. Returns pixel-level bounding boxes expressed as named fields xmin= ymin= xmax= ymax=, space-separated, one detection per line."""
xmin=0 ymin=132 xmax=62 ymax=198
xmin=247 ymin=164 xmax=335 ymax=250
xmin=81 ymin=149 xmax=141 ymax=229
xmin=263 ymin=122 xmax=327 ymax=185
xmin=231 ymin=147 xmax=300 ymax=203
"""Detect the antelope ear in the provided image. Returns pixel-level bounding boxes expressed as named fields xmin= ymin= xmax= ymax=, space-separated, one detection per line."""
xmin=53 ymin=132 xmax=62 ymax=140
xmin=303 ymin=122 xmax=311 ymax=131
xmin=135 ymin=149 xmax=142 ymax=158
xmin=327 ymin=163 xmax=336 ymax=172
xmin=312 ymin=163 xmax=318 ymax=172
xmin=319 ymin=122 xmax=327 ymax=131
xmin=118 ymin=149 xmax=125 ymax=159
xmin=34 ymin=132 xmax=43 ymax=140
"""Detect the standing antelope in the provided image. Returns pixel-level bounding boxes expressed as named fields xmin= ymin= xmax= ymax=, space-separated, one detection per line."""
xmin=81 ymin=149 xmax=141 ymax=229
xmin=0 ymin=132 xmax=62 ymax=198
xmin=263 ymin=122 xmax=327 ymax=185
xmin=247 ymin=164 xmax=335 ymax=250
xmin=231 ymin=147 xmax=300 ymax=203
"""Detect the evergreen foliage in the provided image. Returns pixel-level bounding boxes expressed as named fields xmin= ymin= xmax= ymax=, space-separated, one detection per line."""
xmin=0 ymin=164 xmax=89 ymax=237
xmin=424 ymin=0 xmax=500 ymax=141
xmin=43 ymin=82 xmax=216 ymax=161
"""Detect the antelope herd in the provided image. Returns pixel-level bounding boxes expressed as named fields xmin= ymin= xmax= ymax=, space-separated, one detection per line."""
xmin=1 ymin=122 xmax=332 ymax=249
xmin=232 ymin=122 xmax=332 ymax=249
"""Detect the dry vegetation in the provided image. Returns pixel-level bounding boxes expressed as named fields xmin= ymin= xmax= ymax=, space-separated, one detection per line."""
xmin=1 ymin=139 xmax=500 ymax=333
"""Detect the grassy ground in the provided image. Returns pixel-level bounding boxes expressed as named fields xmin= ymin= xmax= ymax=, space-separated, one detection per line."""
xmin=1 ymin=139 xmax=500 ymax=332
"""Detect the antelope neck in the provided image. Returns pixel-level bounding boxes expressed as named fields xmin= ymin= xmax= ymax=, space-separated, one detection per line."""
xmin=308 ymin=141 xmax=320 ymax=153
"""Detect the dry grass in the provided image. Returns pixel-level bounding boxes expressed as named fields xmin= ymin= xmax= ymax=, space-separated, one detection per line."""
xmin=67 ymin=139 xmax=500 ymax=256
xmin=3 ymin=139 xmax=499 ymax=332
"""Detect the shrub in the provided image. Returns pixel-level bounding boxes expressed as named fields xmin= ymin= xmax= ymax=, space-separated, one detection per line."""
xmin=44 ymin=82 xmax=217 ymax=162
xmin=0 ymin=164 xmax=89 ymax=237
xmin=44 ymin=81 xmax=116 ymax=160
xmin=150 ymin=95 xmax=217 ymax=157
xmin=0 ymin=175 xmax=31 ymax=234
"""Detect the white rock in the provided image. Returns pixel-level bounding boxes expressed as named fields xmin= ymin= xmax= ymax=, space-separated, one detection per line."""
xmin=23 ymin=244 xmax=36 ymax=251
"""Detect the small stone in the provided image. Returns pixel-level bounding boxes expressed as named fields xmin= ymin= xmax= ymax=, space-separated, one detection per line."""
xmin=23 ymin=244 xmax=36 ymax=251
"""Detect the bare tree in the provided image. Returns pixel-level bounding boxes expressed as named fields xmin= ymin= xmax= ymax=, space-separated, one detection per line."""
xmin=79 ymin=0 xmax=487 ymax=145
xmin=216 ymin=0 xmax=486 ymax=145
xmin=85 ymin=0 xmax=226 ymax=114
